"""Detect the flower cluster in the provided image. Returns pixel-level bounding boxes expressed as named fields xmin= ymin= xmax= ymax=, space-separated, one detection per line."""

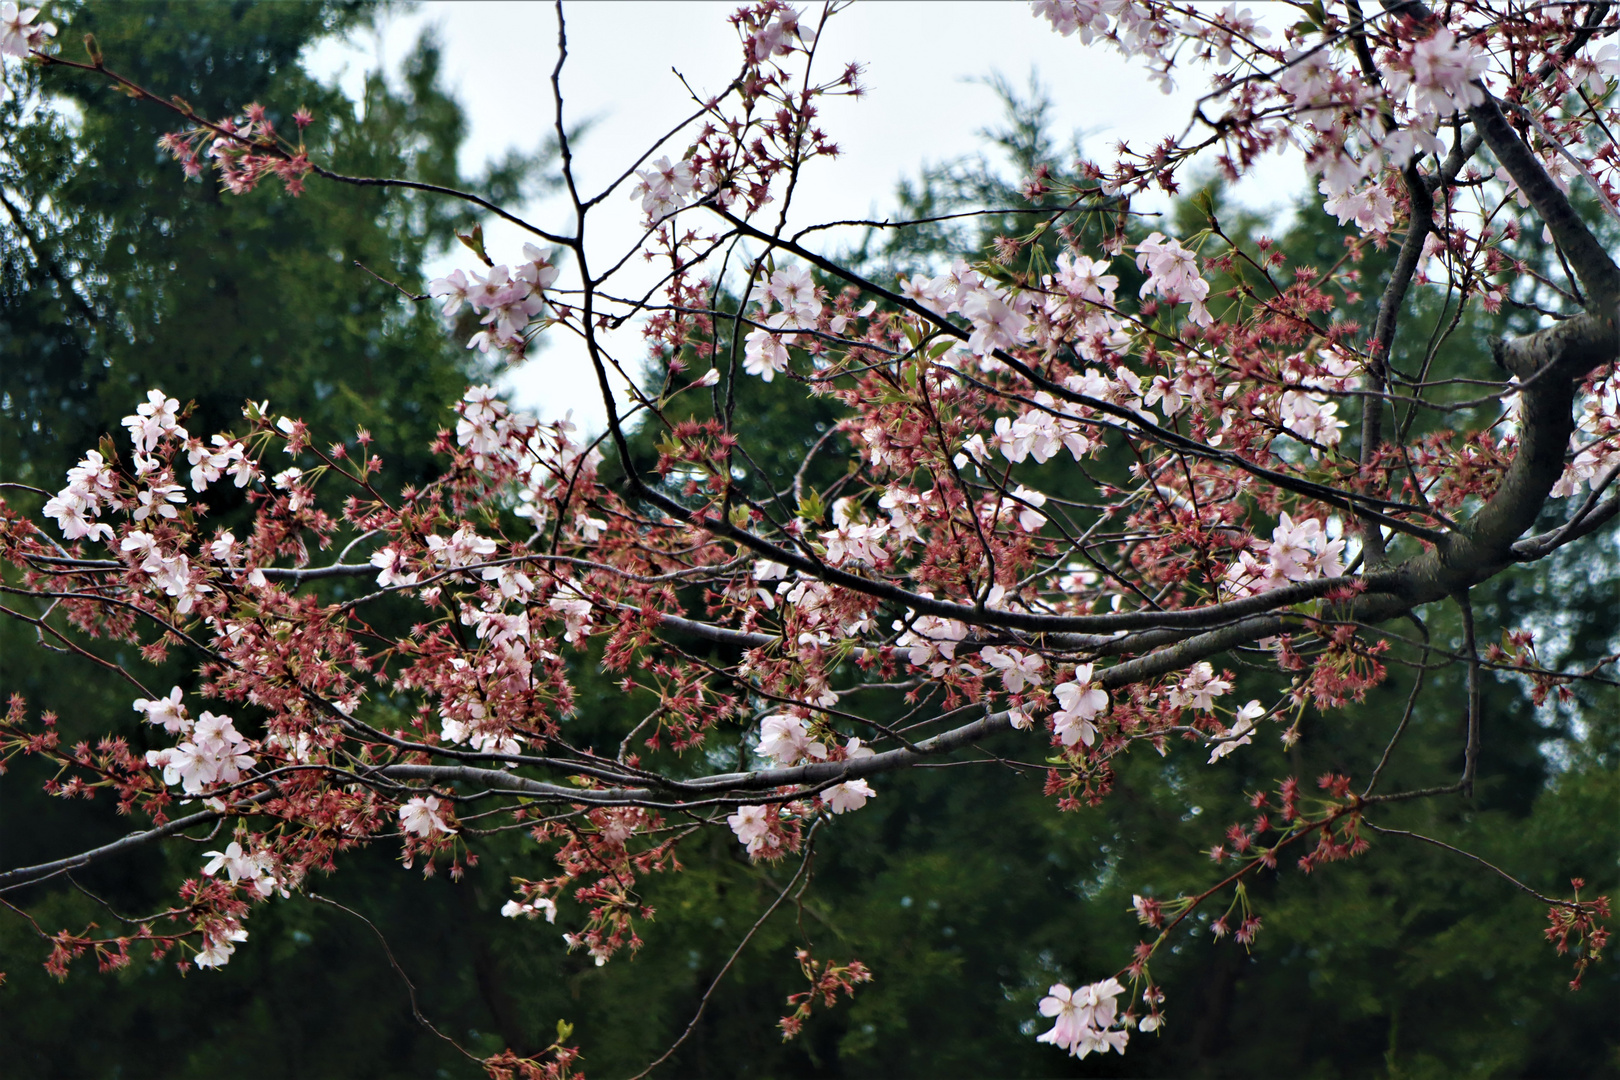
xmin=1166 ymin=662 xmax=1233 ymax=717
xmin=1136 ymin=232 xmax=1213 ymax=326
xmin=899 ymin=259 xmax=1033 ymax=360
xmin=756 ymin=714 xmax=825 ymax=765
xmin=1036 ymin=978 xmax=1135 ymax=1058
xmin=1052 ymin=664 xmax=1109 ymax=748
xmin=1224 ymin=514 xmax=1348 ymax=597
xmin=429 ymin=244 xmax=558 ymax=359
xmin=202 ymin=840 xmax=280 ymax=899
xmin=144 ymin=707 xmax=256 ymax=797
xmin=726 ymin=804 xmax=784 ymax=858
xmin=157 ymin=102 xmax=313 ymax=195
xmin=742 ymin=265 xmax=826 ymax=380
xmin=42 ymin=450 xmax=119 ymax=542
xmin=193 ymin=919 xmax=249 ymax=969
xmin=1385 ymin=28 xmax=1489 ymax=120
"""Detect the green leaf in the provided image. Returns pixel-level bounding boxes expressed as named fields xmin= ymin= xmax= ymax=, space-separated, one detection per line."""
xmin=798 ymin=487 xmax=826 ymax=524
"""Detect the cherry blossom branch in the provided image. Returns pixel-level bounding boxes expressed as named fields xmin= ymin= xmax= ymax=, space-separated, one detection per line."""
xmin=789 ymin=198 xmax=1121 ymax=244
xmin=954 ymin=365 xmax=1451 ymax=536
xmin=351 ymin=259 xmax=428 ymax=302
xmin=1466 ymin=88 xmax=1620 ymax=306
xmin=0 ymin=802 xmax=241 ymax=894
xmin=33 ymin=52 xmax=575 ymax=246
xmin=1359 ymin=159 xmax=1437 ymax=566
xmin=1513 ymin=460 xmax=1620 ymax=559
xmin=0 ymin=599 xmax=157 ymax=696
xmin=374 ymin=702 xmax=1028 ymax=808
xmin=711 ymin=210 xmax=1454 ymax=537
xmin=5 ymin=4 xmax=1616 ymax=1056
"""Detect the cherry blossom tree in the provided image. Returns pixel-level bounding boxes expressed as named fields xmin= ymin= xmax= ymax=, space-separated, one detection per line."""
xmin=2 ymin=1 xmax=1616 ymax=1073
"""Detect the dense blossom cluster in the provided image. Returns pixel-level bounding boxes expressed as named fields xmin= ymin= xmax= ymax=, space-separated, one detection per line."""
xmin=1036 ymin=977 xmax=1140 ymax=1058
xmin=430 ymin=245 xmax=560 ymax=360
xmin=1 ymin=2 xmax=1616 ymax=1074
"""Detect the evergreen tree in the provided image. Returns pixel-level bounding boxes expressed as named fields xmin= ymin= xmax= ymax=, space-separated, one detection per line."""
xmin=1 ymin=5 xmax=557 ymax=1074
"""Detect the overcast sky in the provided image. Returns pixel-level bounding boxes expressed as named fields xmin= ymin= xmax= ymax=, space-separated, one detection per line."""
xmin=305 ymin=2 xmax=1304 ymax=431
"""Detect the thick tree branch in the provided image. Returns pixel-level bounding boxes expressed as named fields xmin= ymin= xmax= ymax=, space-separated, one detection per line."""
xmin=1467 ymin=91 xmax=1620 ymax=308
xmin=0 ymin=804 xmax=234 ymax=894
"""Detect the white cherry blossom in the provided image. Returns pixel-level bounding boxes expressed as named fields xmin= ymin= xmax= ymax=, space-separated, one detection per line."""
xmin=726 ymin=804 xmax=779 ymax=857
xmin=133 ymin=686 xmax=189 ymax=734
xmin=0 ymin=4 xmax=54 ymax=59
xmin=1168 ymin=662 xmax=1231 ymax=712
xmin=822 ymin=778 xmax=876 ymax=814
xmin=193 ymin=924 xmax=248 ymax=969
xmin=979 ymin=646 xmax=1045 ymax=693
xmin=1037 ymin=977 xmax=1129 ymax=1058
xmin=1053 ymin=665 xmax=1109 ymax=747
xmin=743 ymin=324 xmax=791 ymax=380
xmin=502 ymin=897 xmax=558 ymax=922
xmin=369 ymin=545 xmax=419 ymax=588
xmin=757 ymin=715 xmax=825 ymax=766
xmin=399 ymin=794 xmax=456 ymax=838
xmin=1209 ymin=700 xmax=1264 ymax=763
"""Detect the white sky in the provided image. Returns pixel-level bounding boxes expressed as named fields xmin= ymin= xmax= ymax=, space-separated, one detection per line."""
xmin=305 ymin=2 xmax=1305 ymax=431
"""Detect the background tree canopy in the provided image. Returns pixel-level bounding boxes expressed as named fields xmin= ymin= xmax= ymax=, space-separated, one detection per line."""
xmin=1 ymin=7 xmax=1615 ymax=1079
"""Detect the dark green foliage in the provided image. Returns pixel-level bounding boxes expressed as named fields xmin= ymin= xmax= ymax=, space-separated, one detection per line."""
xmin=0 ymin=1 xmax=521 ymax=493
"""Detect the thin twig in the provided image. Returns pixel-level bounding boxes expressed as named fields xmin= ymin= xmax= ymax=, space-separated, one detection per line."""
xmin=306 ymin=891 xmax=478 ymax=1058
xmin=1364 ymin=823 xmax=1584 ymax=908
xmin=1364 ymin=614 xmax=1431 ymax=797
xmin=625 ymin=821 xmax=822 ymax=1080
xmin=352 ymin=259 xmax=428 ymax=301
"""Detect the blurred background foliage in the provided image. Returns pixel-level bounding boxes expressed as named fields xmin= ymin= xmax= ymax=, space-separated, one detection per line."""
xmin=0 ymin=6 xmax=1615 ymax=1079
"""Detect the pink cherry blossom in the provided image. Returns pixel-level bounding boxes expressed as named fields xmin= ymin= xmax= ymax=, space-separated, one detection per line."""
xmin=631 ymin=155 xmax=696 ymax=221
xmin=1395 ymin=27 xmax=1488 ymax=118
xmin=979 ymin=646 xmax=1045 ymax=693
xmin=961 ymin=287 xmax=1031 ymax=356
xmin=8 ymin=3 xmax=1619 ymax=1057
xmin=0 ymin=2 xmax=54 ymax=58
